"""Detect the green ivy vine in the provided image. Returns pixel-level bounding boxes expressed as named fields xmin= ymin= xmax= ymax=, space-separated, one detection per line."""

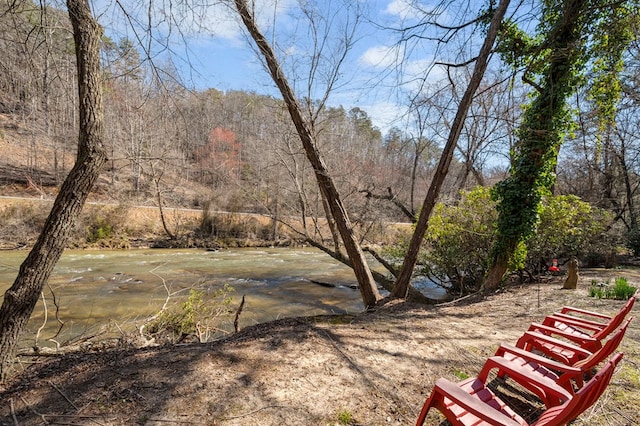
xmin=488 ymin=0 xmax=635 ymax=274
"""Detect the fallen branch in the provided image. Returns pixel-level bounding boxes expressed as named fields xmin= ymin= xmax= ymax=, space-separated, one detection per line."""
xmin=10 ymin=398 xmax=18 ymax=426
xmin=48 ymin=381 xmax=78 ymax=411
xmin=47 ymin=283 xmax=65 ymax=342
xmin=35 ymin=292 xmax=48 ymax=348
xmin=435 ymin=291 xmax=483 ymax=307
xmin=362 ymin=246 xmax=399 ymax=276
xmin=140 ymin=266 xmax=188 ymax=339
xmin=144 ymin=418 xmax=205 ymax=424
xmin=26 ymin=414 xmax=111 ymax=426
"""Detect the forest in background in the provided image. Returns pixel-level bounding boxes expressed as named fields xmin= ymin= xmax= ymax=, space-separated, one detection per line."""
xmin=1 ymin=1 xmax=639 ymax=273
xmin=2 ymin=2 xmax=509 ymax=219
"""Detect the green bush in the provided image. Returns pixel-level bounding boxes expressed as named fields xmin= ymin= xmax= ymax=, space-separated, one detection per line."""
xmin=526 ymin=195 xmax=613 ymax=273
xmin=589 ymin=277 xmax=636 ymax=300
xmin=420 ymin=187 xmax=496 ymax=294
xmin=86 ymin=217 xmax=114 ymax=243
xmin=588 ymin=280 xmax=607 ymax=298
xmin=337 ymin=410 xmax=354 ymax=425
xmin=611 ymin=278 xmax=637 ymax=300
xmin=397 ymin=189 xmax=618 ymax=297
xmin=80 ymin=204 xmax=130 ymax=246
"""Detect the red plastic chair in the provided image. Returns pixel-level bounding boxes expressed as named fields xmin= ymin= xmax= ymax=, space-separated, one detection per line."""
xmin=516 ymin=317 xmax=633 ymax=365
xmin=415 ymin=353 xmax=623 ymax=426
xmin=483 ymin=318 xmax=631 ymax=406
xmin=530 ymin=296 xmax=635 ymax=352
xmin=558 ymin=296 xmax=635 ymax=321
xmin=515 ymin=330 xmax=590 ymax=365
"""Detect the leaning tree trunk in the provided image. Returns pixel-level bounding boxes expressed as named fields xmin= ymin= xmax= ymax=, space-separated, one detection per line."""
xmin=234 ymin=0 xmax=381 ymax=308
xmin=391 ymin=0 xmax=511 ymax=298
xmin=0 ymin=0 xmax=107 ymax=380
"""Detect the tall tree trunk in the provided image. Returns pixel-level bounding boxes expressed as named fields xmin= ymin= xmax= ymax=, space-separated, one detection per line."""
xmin=234 ymin=0 xmax=381 ymax=308
xmin=391 ymin=0 xmax=511 ymax=298
xmin=484 ymin=255 xmax=509 ymax=293
xmin=0 ymin=0 xmax=106 ymax=380
xmin=483 ymin=0 xmax=588 ymax=292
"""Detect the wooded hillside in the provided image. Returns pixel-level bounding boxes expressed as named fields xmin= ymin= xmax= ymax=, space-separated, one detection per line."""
xmin=1 ymin=0 xmax=639 ymax=254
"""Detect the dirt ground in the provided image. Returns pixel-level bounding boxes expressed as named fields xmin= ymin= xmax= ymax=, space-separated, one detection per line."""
xmin=0 ymin=269 xmax=638 ymax=426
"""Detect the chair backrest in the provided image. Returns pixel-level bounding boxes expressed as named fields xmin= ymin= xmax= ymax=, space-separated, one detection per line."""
xmin=575 ymin=317 xmax=632 ymax=370
xmin=533 ymin=353 xmax=623 ymax=426
xmin=593 ymin=297 xmax=635 ymax=340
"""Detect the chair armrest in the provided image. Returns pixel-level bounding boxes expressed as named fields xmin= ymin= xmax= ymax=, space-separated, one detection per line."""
xmin=528 ymin=322 xmax=599 ymax=347
xmin=542 ymin=314 xmax=606 ymax=332
xmin=430 ymin=378 xmax=522 ymax=426
xmin=478 ymin=356 xmax=573 ymax=407
xmin=517 ymin=331 xmax=593 ymax=359
xmin=559 ymin=305 xmax=613 ymax=320
xmin=495 ymin=343 xmax=582 ymax=375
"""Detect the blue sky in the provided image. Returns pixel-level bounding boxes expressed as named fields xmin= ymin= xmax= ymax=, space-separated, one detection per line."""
xmin=91 ymin=0 xmax=473 ymax=135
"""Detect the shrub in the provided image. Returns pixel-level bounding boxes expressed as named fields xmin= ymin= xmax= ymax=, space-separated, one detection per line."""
xmin=453 ymin=370 xmax=470 ymax=380
xmin=588 ymin=280 xmax=607 ymax=298
xmin=385 ymin=187 xmax=616 ymax=296
xmin=588 ymin=277 xmax=636 ymax=300
xmin=398 ymin=189 xmax=618 ymax=297
xmin=145 ymin=284 xmax=235 ymax=343
xmin=79 ymin=204 xmax=130 ymax=245
xmin=0 ymin=201 xmax=49 ymax=245
xmin=610 ymin=277 xmax=637 ymax=300
xmin=337 ymin=410 xmax=354 ymax=425
xmin=199 ymin=203 xmax=275 ymax=242
xmin=526 ymin=195 xmax=614 ymax=274
xmin=86 ymin=217 xmax=114 ymax=243
xmin=420 ymin=187 xmax=496 ymax=294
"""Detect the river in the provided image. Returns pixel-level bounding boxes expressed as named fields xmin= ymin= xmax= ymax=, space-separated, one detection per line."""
xmin=0 ymin=247 xmax=445 ymax=349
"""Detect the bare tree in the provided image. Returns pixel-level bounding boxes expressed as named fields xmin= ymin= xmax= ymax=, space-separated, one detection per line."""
xmin=0 ymin=0 xmax=107 ymax=380
xmin=233 ymin=0 xmax=382 ymax=308
xmin=391 ymin=0 xmax=511 ymax=298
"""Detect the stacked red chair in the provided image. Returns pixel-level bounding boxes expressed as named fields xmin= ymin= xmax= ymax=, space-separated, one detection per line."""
xmin=415 ymin=297 xmax=634 ymax=426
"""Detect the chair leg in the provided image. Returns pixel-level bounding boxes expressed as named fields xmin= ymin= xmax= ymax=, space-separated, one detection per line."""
xmin=415 ymin=392 xmax=436 ymax=426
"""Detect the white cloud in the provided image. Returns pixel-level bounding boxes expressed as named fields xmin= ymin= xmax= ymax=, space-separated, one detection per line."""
xmin=383 ymin=0 xmax=424 ymax=21
xmin=362 ymin=101 xmax=408 ymax=135
xmin=198 ymin=8 xmax=241 ymax=41
xmin=401 ymin=57 xmax=449 ymax=91
xmin=359 ymin=45 xmax=402 ymax=69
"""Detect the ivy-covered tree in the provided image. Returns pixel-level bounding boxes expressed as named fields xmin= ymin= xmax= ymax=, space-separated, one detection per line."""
xmin=484 ymin=0 xmax=635 ymax=291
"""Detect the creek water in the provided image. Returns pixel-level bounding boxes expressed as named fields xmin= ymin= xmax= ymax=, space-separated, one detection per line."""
xmin=0 ymin=247 xmax=444 ymax=349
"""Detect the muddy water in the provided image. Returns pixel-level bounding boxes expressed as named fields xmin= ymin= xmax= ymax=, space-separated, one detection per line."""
xmin=0 ymin=247 xmax=444 ymax=349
